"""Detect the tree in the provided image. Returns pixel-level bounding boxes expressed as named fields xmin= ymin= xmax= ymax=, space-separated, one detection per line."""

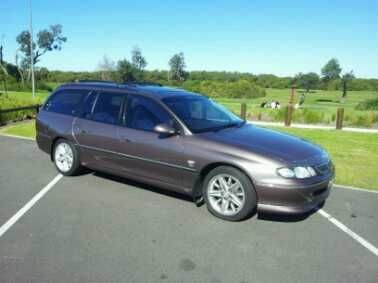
xmin=15 ymin=50 xmax=25 ymax=86
xmin=98 ymin=55 xmax=116 ymax=81
xmin=168 ymin=52 xmax=187 ymax=81
xmin=16 ymin=24 xmax=67 ymax=70
xmin=295 ymin=72 xmax=320 ymax=92
xmin=131 ymin=46 xmax=147 ymax=81
xmin=117 ymin=59 xmax=137 ymax=82
xmin=131 ymin=46 xmax=147 ymax=70
xmin=0 ymin=42 xmax=8 ymax=94
xmin=36 ymin=67 xmax=49 ymax=81
xmin=321 ymin=58 xmax=342 ymax=81
xmin=341 ymin=71 xmax=355 ymax=98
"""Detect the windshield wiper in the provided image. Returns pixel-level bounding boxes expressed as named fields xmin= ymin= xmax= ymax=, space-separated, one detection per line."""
xmin=212 ymin=121 xmax=245 ymax=132
xmin=236 ymin=120 xmax=246 ymax=127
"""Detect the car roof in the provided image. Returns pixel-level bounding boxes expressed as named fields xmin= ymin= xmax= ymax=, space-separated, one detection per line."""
xmin=57 ymin=81 xmax=201 ymax=100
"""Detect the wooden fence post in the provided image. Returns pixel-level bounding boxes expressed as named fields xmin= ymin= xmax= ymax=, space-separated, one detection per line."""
xmin=284 ymin=85 xmax=296 ymax=127
xmin=240 ymin=103 xmax=246 ymax=120
xmin=336 ymin=108 xmax=344 ymax=130
xmin=284 ymin=105 xmax=293 ymax=127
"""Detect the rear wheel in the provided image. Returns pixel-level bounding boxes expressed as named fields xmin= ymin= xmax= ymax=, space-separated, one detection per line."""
xmin=203 ymin=166 xmax=257 ymax=221
xmin=53 ymin=139 xmax=81 ymax=176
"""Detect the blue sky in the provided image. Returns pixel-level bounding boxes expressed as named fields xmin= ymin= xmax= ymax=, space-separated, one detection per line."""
xmin=1 ymin=0 xmax=377 ymax=78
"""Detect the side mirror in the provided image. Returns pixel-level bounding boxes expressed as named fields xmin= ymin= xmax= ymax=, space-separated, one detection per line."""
xmin=154 ymin=123 xmax=178 ymax=138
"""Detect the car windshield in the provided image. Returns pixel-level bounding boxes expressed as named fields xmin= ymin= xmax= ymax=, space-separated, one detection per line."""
xmin=163 ymin=95 xmax=244 ymax=133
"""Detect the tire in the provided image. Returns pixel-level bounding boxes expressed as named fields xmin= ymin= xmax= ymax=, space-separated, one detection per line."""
xmin=53 ymin=139 xmax=81 ymax=176
xmin=203 ymin=166 xmax=257 ymax=221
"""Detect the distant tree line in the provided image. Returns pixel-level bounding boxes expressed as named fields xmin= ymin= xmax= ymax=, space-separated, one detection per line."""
xmin=1 ymin=23 xmax=377 ymax=101
xmin=2 ymin=55 xmax=378 ymax=95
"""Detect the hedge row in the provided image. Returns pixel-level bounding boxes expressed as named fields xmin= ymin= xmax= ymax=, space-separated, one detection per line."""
xmin=0 ymin=94 xmax=43 ymax=125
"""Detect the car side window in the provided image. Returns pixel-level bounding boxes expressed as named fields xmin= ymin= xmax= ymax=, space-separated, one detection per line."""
xmin=91 ymin=92 xmax=125 ymax=125
xmin=126 ymin=95 xmax=175 ymax=132
xmin=189 ymin=101 xmax=203 ymax=119
xmin=205 ymin=101 xmax=230 ymax=121
xmin=44 ymin=89 xmax=88 ymax=116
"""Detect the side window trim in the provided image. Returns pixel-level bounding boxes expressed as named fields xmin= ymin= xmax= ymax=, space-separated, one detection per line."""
xmin=89 ymin=91 xmax=100 ymax=117
xmin=116 ymin=93 xmax=127 ymax=126
xmin=120 ymin=93 xmax=129 ymax=126
xmin=78 ymin=90 xmax=98 ymax=119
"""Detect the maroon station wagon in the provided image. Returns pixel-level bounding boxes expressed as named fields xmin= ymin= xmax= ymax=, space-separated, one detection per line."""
xmin=36 ymin=81 xmax=334 ymax=221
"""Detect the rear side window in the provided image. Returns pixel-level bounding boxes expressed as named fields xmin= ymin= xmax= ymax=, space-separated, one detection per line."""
xmin=44 ymin=89 xmax=88 ymax=116
xmin=91 ymin=92 xmax=124 ymax=125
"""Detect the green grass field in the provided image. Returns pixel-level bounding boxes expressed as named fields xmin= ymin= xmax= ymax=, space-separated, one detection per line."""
xmin=0 ymin=120 xmax=377 ymax=190
xmin=219 ymin=88 xmax=378 ymax=109
xmin=216 ymin=88 xmax=378 ymax=127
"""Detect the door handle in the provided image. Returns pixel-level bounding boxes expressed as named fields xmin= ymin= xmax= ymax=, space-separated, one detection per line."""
xmin=80 ymin=129 xmax=89 ymax=134
xmin=120 ymin=136 xmax=132 ymax=143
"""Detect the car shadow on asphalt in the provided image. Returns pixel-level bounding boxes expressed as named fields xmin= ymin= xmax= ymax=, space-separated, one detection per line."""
xmin=257 ymin=202 xmax=324 ymax=223
xmin=92 ymin=171 xmax=194 ymax=203
xmin=257 ymin=212 xmax=311 ymax=222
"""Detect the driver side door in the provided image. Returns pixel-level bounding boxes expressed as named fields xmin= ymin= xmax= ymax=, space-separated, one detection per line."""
xmin=115 ymin=95 xmax=192 ymax=191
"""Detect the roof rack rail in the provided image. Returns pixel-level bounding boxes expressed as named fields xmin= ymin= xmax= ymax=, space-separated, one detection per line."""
xmin=76 ymin=80 xmax=117 ymax=84
xmin=121 ymin=81 xmax=162 ymax=87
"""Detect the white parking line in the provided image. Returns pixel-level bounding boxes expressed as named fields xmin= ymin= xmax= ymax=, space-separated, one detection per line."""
xmin=317 ymin=209 xmax=378 ymax=257
xmin=0 ymin=174 xmax=63 ymax=238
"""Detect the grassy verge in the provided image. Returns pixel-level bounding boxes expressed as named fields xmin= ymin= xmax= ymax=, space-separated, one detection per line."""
xmin=0 ymin=120 xmax=377 ymax=190
xmin=0 ymin=120 xmax=36 ymax=139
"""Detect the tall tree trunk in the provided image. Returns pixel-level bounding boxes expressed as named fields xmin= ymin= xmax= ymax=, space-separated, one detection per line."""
xmin=17 ymin=67 xmax=25 ymax=87
xmin=342 ymin=80 xmax=347 ymax=98
xmin=2 ymin=79 xmax=7 ymax=95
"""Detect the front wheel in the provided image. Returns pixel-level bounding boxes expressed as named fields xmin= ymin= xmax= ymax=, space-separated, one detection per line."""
xmin=53 ymin=139 xmax=81 ymax=176
xmin=203 ymin=166 xmax=257 ymax=221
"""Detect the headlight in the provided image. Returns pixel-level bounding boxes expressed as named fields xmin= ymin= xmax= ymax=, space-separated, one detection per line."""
xmin=277 ymin=166 xmax=317 ymax=179
xmin=277 ymin=168 xmax=295 ymax=178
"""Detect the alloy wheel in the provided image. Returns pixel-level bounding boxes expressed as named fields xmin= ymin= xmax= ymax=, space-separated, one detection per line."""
xmin=54 ymin=142 xmax=74 ymax=173
xmin=207 ymin=174 xmax=246 ymax=216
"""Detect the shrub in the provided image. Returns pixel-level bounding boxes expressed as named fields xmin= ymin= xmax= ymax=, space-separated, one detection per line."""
xmin=4 ymin=80 xmax=53 ymax=92
xmin=350 ymin=115 xmax=372 ymax=127
xmin=273 ymin=108 xmax=286 ymax=121
xmin=355 ymin=98 xmax=378 ymax=111
xmin=302 ymin=109 xmax=324 ymax=124
xmin=0 ymin=94 xmax=43 ymax=125
xmin=182 ymin=79 xmax=266 ymax=99
xmin=343 ymin=112 xmax=378 ymax=128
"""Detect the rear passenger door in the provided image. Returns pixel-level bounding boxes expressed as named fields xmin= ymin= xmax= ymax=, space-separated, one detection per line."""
xmin=73 ymin=90 xmax=126 ymax=170
xmin=115 ymin=95 xmax=187 ymax=189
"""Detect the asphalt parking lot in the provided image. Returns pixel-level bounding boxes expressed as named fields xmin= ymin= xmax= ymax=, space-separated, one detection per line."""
xmin=0 ymin=135 xmax=377 ymax=283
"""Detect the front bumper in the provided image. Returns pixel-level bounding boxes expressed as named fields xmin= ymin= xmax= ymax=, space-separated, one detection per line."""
xmin=256 ymin=178 xmax=333 ymax=214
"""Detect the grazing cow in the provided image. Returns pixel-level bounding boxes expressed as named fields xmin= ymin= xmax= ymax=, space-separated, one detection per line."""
xmin=260 ymin=101 xmax=281 ymax=109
